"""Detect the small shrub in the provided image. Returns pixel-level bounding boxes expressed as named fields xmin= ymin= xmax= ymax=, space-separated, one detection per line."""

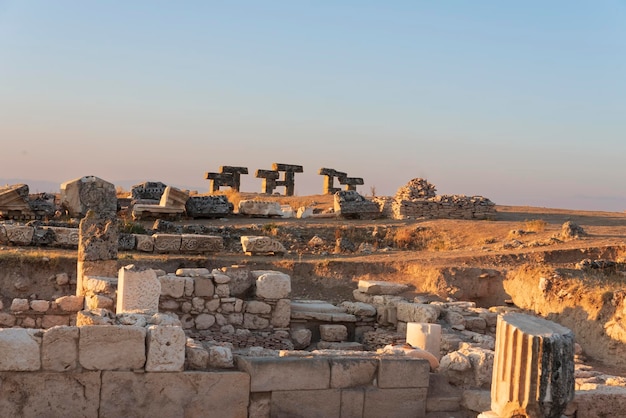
xmin=119 ymin=218 xmax=147 ymax=234
xmin=524 ymin=219 xmax=547 ymax=233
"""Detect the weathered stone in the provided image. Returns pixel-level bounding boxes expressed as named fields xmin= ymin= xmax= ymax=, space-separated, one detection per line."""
xmin=145 ymin=325 xmax=186 ymax=372
xmin=42 ymin=326 xmax=79 ymax=372
xmin=249 ymin=392 xmax=271 ymax=418
xmin=341 ymin=388 xmax=365 ymax=418
xmin=185 ymin=195 xmax=232 ymax=218
xmin=78 ymin=211 xmax=118 ymax=261
xmin=196 ymin=313 xmax=216 ymax=330
xmin=0 ymin=328 xmax=42 ymax=371
xmin=181 ymin=234 xmax=224 ymax=253
xmin=185 ymin=339 xmax=209 ymax=370
xmin=0 ymin=313 xmax=16 ymax=327
xmin=317 ymin=341 xmax=364 ymax=351
xmin=334 ymin=190 xmax=380 ymax=219
xmin=378 ymin=357 xmax=430 ymax=389
xmin=490 ymin=313 xmax=575 ymax=418
xmin=271 ymin=298 xmax=291 ymax=328
xmin=118 ymin=233 xmax=136 ymax=251
xmin=215 ymin=283 xmax=230 ymax=297
xmin=320 ymin=324 xmax=348 ymax=342
xmin=135 ymin=234 xmax=154 ymax=252
xmin=406 ymin=322 xmax=442 ymax=360
xmin=117 ymin=265 xmax=160 ymax=314
xmin=238 ymin=200 xmax=283 ymax=216
xmin=330 ymin=357 xmax=378 ymax=388
xmin=253 ymin=271 xmax=291 ymax=299
xmin=42 ymin=315 xmax=70 ymax=329
xmin=75 ymin=309 xmax=115 ymax=326
xmin=99 ymin=371 xmax=249 ymax=418
xmin=60 ymin=175 xmax=117 ymax=217
xmin=176 ymin=267 xmax=211 ymax=278
xmin=208 ymin=345 xmax=234 ymax=368
xmin=396 ymin=302 xmax=440 ymax=323
xmin=159 ymin=274 xmax=186 ymax=298
xmin=291 ymin=328 xmax=312 ymax=349
xmin=86 ymin=294 xmax=114 ymax=310
xmin=10 ymin=298 xmax=29 ymax=312
xmin=46 ymin=226 xmax=80 ymax=247
xmin=4 ymin=225 xmax=34 ymax=245
xmin=271 ymin=389 xmax=341 ymax=418
xmin=341 ymin=301 xmax=377 ymax=317
xmin=243 ymin=314 xmax=270 ymax=330
xmin=153 ymin=233 xmax=182 ymax=253
xmin=237 ymin=356 xmax=330 ymax=392
xmin=55 ymin=272 xmax=70 ymax=285
xmin=30 ymin=299 xmax=50 ymax=312
xmin=0 ymin=371 xmax=101 ymax=417
xmin=131 ymin=181 xmax=167 ymax=201
xmin=241 ymin=235 xmax=286 ymax=255
xmin=358 ymin=280 xmax=409 ymax=295
xmin=246 ymin=301 xmax=272 ymax=314
xmin=79 ymin=325 xmax=146 ymax=370
xmin=363 ymin=387 xmax=427 ymax=418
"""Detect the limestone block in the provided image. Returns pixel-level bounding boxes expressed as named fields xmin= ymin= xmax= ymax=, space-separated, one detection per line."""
xmin=181 ymin=234 xmax=224 ymax=253
xmin=407 ymin=322 xmax=442 ymax=360
xmin=42 ymin=315 xmax=70 ymax=329
xmin=238 ymin=200 xmax=283 ymax=216
xmin=208 ymin=345 xmax=234 ymax=368
xmin=241 ymin=235 xmax=286 ymax=255
xmin=78 ymin=212 xmax=118 ymax=261
xmin=271 ymin=389 xmax=341 ymax=418
xmin=291 ymin=328 xmax=312 ymax=349
xmin=145 ymin=325 xmax=186 ymax=372
xmin=330 ymin=357 xmax=378 ymax=388
xmin=42 ymin=326 xmax=79 ymax=371
xmin=491 ymin=313 xmax=575 ymax=418
xmin=0 ymin=313 xmax=16 ymax=327
xmin=78 ymin=261 xmax=118 ymax=294
xmin=84 ymin=275 xmax=117 ymax=295
xmin=135 ymin=234 xmax=154 ymax=252
xmin=462 ymin=389 xmax=492 ymax=414
xmin=220 ymin=265 xmax=254 ymax=297
xmin=363 ymin=387 xmax=427 ymax=418
xmin=213 ymin=272 xmax=231 ymax=283
xmin=30 ymin=299 xmax=50 ymax=312
xmin=86 ymin=294 xmax=114 ymax=310
xmin=76 ymin=309 xmax=115 ymax=326
xmin=396 ymin=302 xmax=440 ymax=324
xmin=320 ymin=324 xmax=348 ymax=342
xmin=60 ymin=175 xmax=117 ymax=217
xmin=99 ymin=371 xmax=250 ymax=418
xmin=177 ymin=267 xmax=211 ymax=278
xmin=196 ymin=313 xmax=216 ymax=330
xmin=271 ymin=298 xmax=291 ymax=328
xmin=153 ymin=233 xmax=182 ymax=253
xmin=341 ymin=388 xmax=365 ymax=418
xmin=246 ymin=301 xmax=272 ymax=314
xmin=205 ymin=298 xmax=220 ymax=311
xmin=249 ymin=392 xmax=271 ymax=418
xmin=159 ymin=274 xmax=186 ymax=298
xmin=341 ymin=301 xmax=377 ymax=317
xmin=216 ymin=283 xmax=230 ymax=297
xmin=237 ymin=356 xmax=330 ymax=392
xmin=79 ymin=325 xmax=146 ymax=370
xmin=0 ymin=371 xmax=100 ymax=417
xmin=10 ymin=298 xmax=29 ymax=312
xmin=0 ymin=328 xmax=42 ymax=371
xmin=243 ymin=313 xmax=270 ymax=330
xmin=254 ymin=271 xmax=291 ymax=299
xmin=377 ymin=357 xmax=430 ymax=389
xmin=358 ymin=280 xmax=409 ymax=295
xmin=317 ymin=341 xmax=364 ymax=351
xmin=45 ymin=226 xmax=80 ymax=247
xmin=185 ymin=339 xmax=209 ymax=370
xmin=117 ymin=265 xmax=160 ymax=314
xmin=194 ymin=277 xmax=215 ymax=297
xmin=4 ymin=225 xmax=34 ymax=245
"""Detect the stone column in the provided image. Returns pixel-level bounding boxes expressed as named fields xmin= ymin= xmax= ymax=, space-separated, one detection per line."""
xmin=406 ymin=322 xmax=441 ymax=360
xmin=487 ymin=313 xmax=575 ymax=418
xmin=77 ymin=210 xmax=118 ymax=296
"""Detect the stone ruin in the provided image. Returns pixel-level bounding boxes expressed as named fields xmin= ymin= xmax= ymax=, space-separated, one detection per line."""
xmin=255 ymin=163 xmax=303 ymax=196
xmin=375 ymin=178 xmax=497 ymax=220
xmin=205 ymin=166 xmax=249 ymax=193
xmin=60 ymin=175 xmax=117 ymax=218
xmin=318 ymin=168 xmax=365 ymax=194
xmin=0 ymin=183 xmax=55 ymax=220
xmin=334 ymin=190 xmax=381 ymax=219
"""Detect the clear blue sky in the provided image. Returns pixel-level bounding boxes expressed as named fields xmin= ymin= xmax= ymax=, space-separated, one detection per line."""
xmin=1 ymin=1 xmax=625 ymax=211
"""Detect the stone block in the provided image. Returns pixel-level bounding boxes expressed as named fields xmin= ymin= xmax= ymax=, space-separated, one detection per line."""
xmin=241 ymin=235 xmax=286 ymax=255
xmin=99 ymin=371 xmax=250 ymax=418
xmin=60 ymin=175 xmax=117 ymax=217
xmin=4 ymin=225 xmax=34 ymax=245
xmin=243 ymin=314 xmax=270 ymax=330
xmin=0 ymin=328 xmax=42 ymax=371
xmin=145 ymin=325 xmax=186 ymax=372
xmin=238 ymin=200 xmax=283 ymax=216
xmin=330 ymin=357 xmax=378 ymax=388
xmin=396 ymin=302 xmax=440 ymax=324
xmin=185 ymin=340 xmax=209 ymax=370
xmin=86 ymin=294 xmax=114 ymax=310
xmin=320 ymin=324 xmax=349 ymax=342
xmin=46 ymin=226 xmax=80 ymax=247
xmin=78 ymin=212 xmax=118 ymax=261
xmin=196 ymin=313 xmax=215 ymax=330
xmin=237 ymin=356 xmax=330 ymax=392
xmin=135 ymin=234 xmax=154 ymax=252
xmin=30 ymin=299 xmax=50 ymax=312
xmin=341 ymin=301 xmax=377 ymax=317
xmin=271 ymin=389 xmax=341 ymax=418
xmin=271 ymin=298 xmax=291 ymax=328
xmin=79 ymin=325 xmax=146 ymax=370
xmin=153 ymin=233 xmax=182 ymax=252
xmin=377 ymin=357 xmax=430 ymax=389
xmin=10 ymin=298 xmax=29 ymax=312
xmin=406 ymin=322 xmax=442 ymax=360
xmin=117 ymin=265 xmax=160 ymax=314
xmin=42 ymin=315 xmax=70 ymax=329
xmin=246 ymin=301 xmax=272 ymax=314
xmin=341 ymin=388 xmax=365 ymax=418
xmin=0 ymin=371 xmax=101 ymax=417
xmin=42 ymin=326 xmax=79 ymax=372
xmin=357 ymin=280 xmax=409 ymax=295
xmin=363 ymin=387 xmax=427 ymax=418
xmin=291 ymin=328 xmax=312 ymax=349
xmin=194 ymin=277 xmax=215 ymax=297
xmin=254 ymin=271 xmax=291 ymax=299
xmin=220 ymin=265 xmax=254 ymax=298
xmin=249 ymin=392 xmax=271 ymax=418
xmin=208 ymin=345 xmax=234 ymax=368
xmin=177 ymin=267 xmax=212 ymax=278
xmin=317 ymin=341 xmax=364 ymax=351
xmin=159 ymin=274 xmax=186 ymax=298
xmin=181 ymin=234 xmax=223 ymax=253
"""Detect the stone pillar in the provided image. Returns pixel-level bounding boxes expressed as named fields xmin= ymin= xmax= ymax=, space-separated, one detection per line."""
xmin=487 ymin=313 xmax=575 ymax=418
xmin=406 ymin=322 xmax=441 ymax=360
xmin=77 ymin=210 xmax=118 ymax=296
xmin=117 ymin=265 xmax=161 ymax=314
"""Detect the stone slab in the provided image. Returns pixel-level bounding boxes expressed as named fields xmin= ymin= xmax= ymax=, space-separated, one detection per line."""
xmin=0 ymin=328 xmax=42 ymax=371
xmin=42 ymin=326 xmax=79 ymax=372
xmin=181 ymin=234 xmax=224 ymax=253
xmin=79 ymin=325 xmax=146 ymax=370
xmin=100 ymin=371 xmax=249 ymax=418
xmin=330 ymin=357 xmax=378 ymax=388
xmin=271 ymin=389 xmax=341 ymax=418
xmin=145 ymin=325 xmax=186 ymax=372
xmin=236 ymin=356 xmax=330 ymax=392
xmin=358 ymin=280 xmax=409 ymax=295
xmin=377 ymin=357 xmax=430 ymax=389
xmin=363 ymin=387 xmax=427 ymax=418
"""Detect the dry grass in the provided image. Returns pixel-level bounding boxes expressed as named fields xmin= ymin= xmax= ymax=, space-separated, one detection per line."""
xmin=390 ymin=226 xmax=453 ymax=251
xmin=523 ymin=219 xmax=547 ymax=232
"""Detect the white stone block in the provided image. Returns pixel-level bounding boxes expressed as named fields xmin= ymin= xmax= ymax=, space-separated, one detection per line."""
xmin=241 ymin=236 xmax=286 ymax=255
xmin=238 ymin=200 xmax=283 ymax=216
xmin=79 ymin=325 xmax=146 ymax=370
xmin=146 ymin=325 xmax=186 ymax=372
xmin=320 ymin=324 xmax=348 ymax=342
xmin=5 ymin=225 xmax=34 ymax=245
xmin=152 ymin=233 xmax=182 ymax=253
xmin=159 ymin=274 xmax=186 ymax=298
xmin=254 ymin=271 xmax=291 ymax=299
xmin=42 ymin=326 xmax=79 ymax=371
xmin=208 ymin=345 xmax=234 ymax=368
xmin=117 ymin=265 xmax=161 ymax=314
xmin=0 ymin=328 xmax=42 ymax=371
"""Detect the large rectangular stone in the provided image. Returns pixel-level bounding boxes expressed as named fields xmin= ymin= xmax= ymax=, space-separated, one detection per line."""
xmin=363 ymin=387 xmax=427 ymax=418
xmin=159 ymin=274 xmax=186 ymax=298
xmin=377 ymin=357 xmax=430 ymax=388
xmin=45 ymin=226 xmax=80 ymax=247
xmin=117 ymin=265 xmax=161 ymax=314
xmin=330 ymin=357 xmax=378 ymax=388
xmin=152 ymin=233 xmax=182 ymax=252
xmin=42 ymin=326 xmax=79 ymax=371
xmin=145 ymin=325 xmax=186 ymax=372
xmin=181 ymin=234 xmax=223 ymax=253
xmin=79 ymin=325 xmax=146 ymax=370
xmin=100 ymin=371 xmax=249 ymax=418
xmin=236 ymin=356 xmax=330 ymax=392
xmin=0 ymin=328 xmax=41 ymax=371
xmin=271 ymin=389 xmax=341 ymax=418
xmin=0 ymin=371 xmax=101 ymax=418
xmin=341 ymin=388 xmax=365 ymax=418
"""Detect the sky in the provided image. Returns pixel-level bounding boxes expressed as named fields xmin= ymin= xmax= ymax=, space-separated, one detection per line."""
xmin=1 ymin=1 xmax=625 ymax=211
